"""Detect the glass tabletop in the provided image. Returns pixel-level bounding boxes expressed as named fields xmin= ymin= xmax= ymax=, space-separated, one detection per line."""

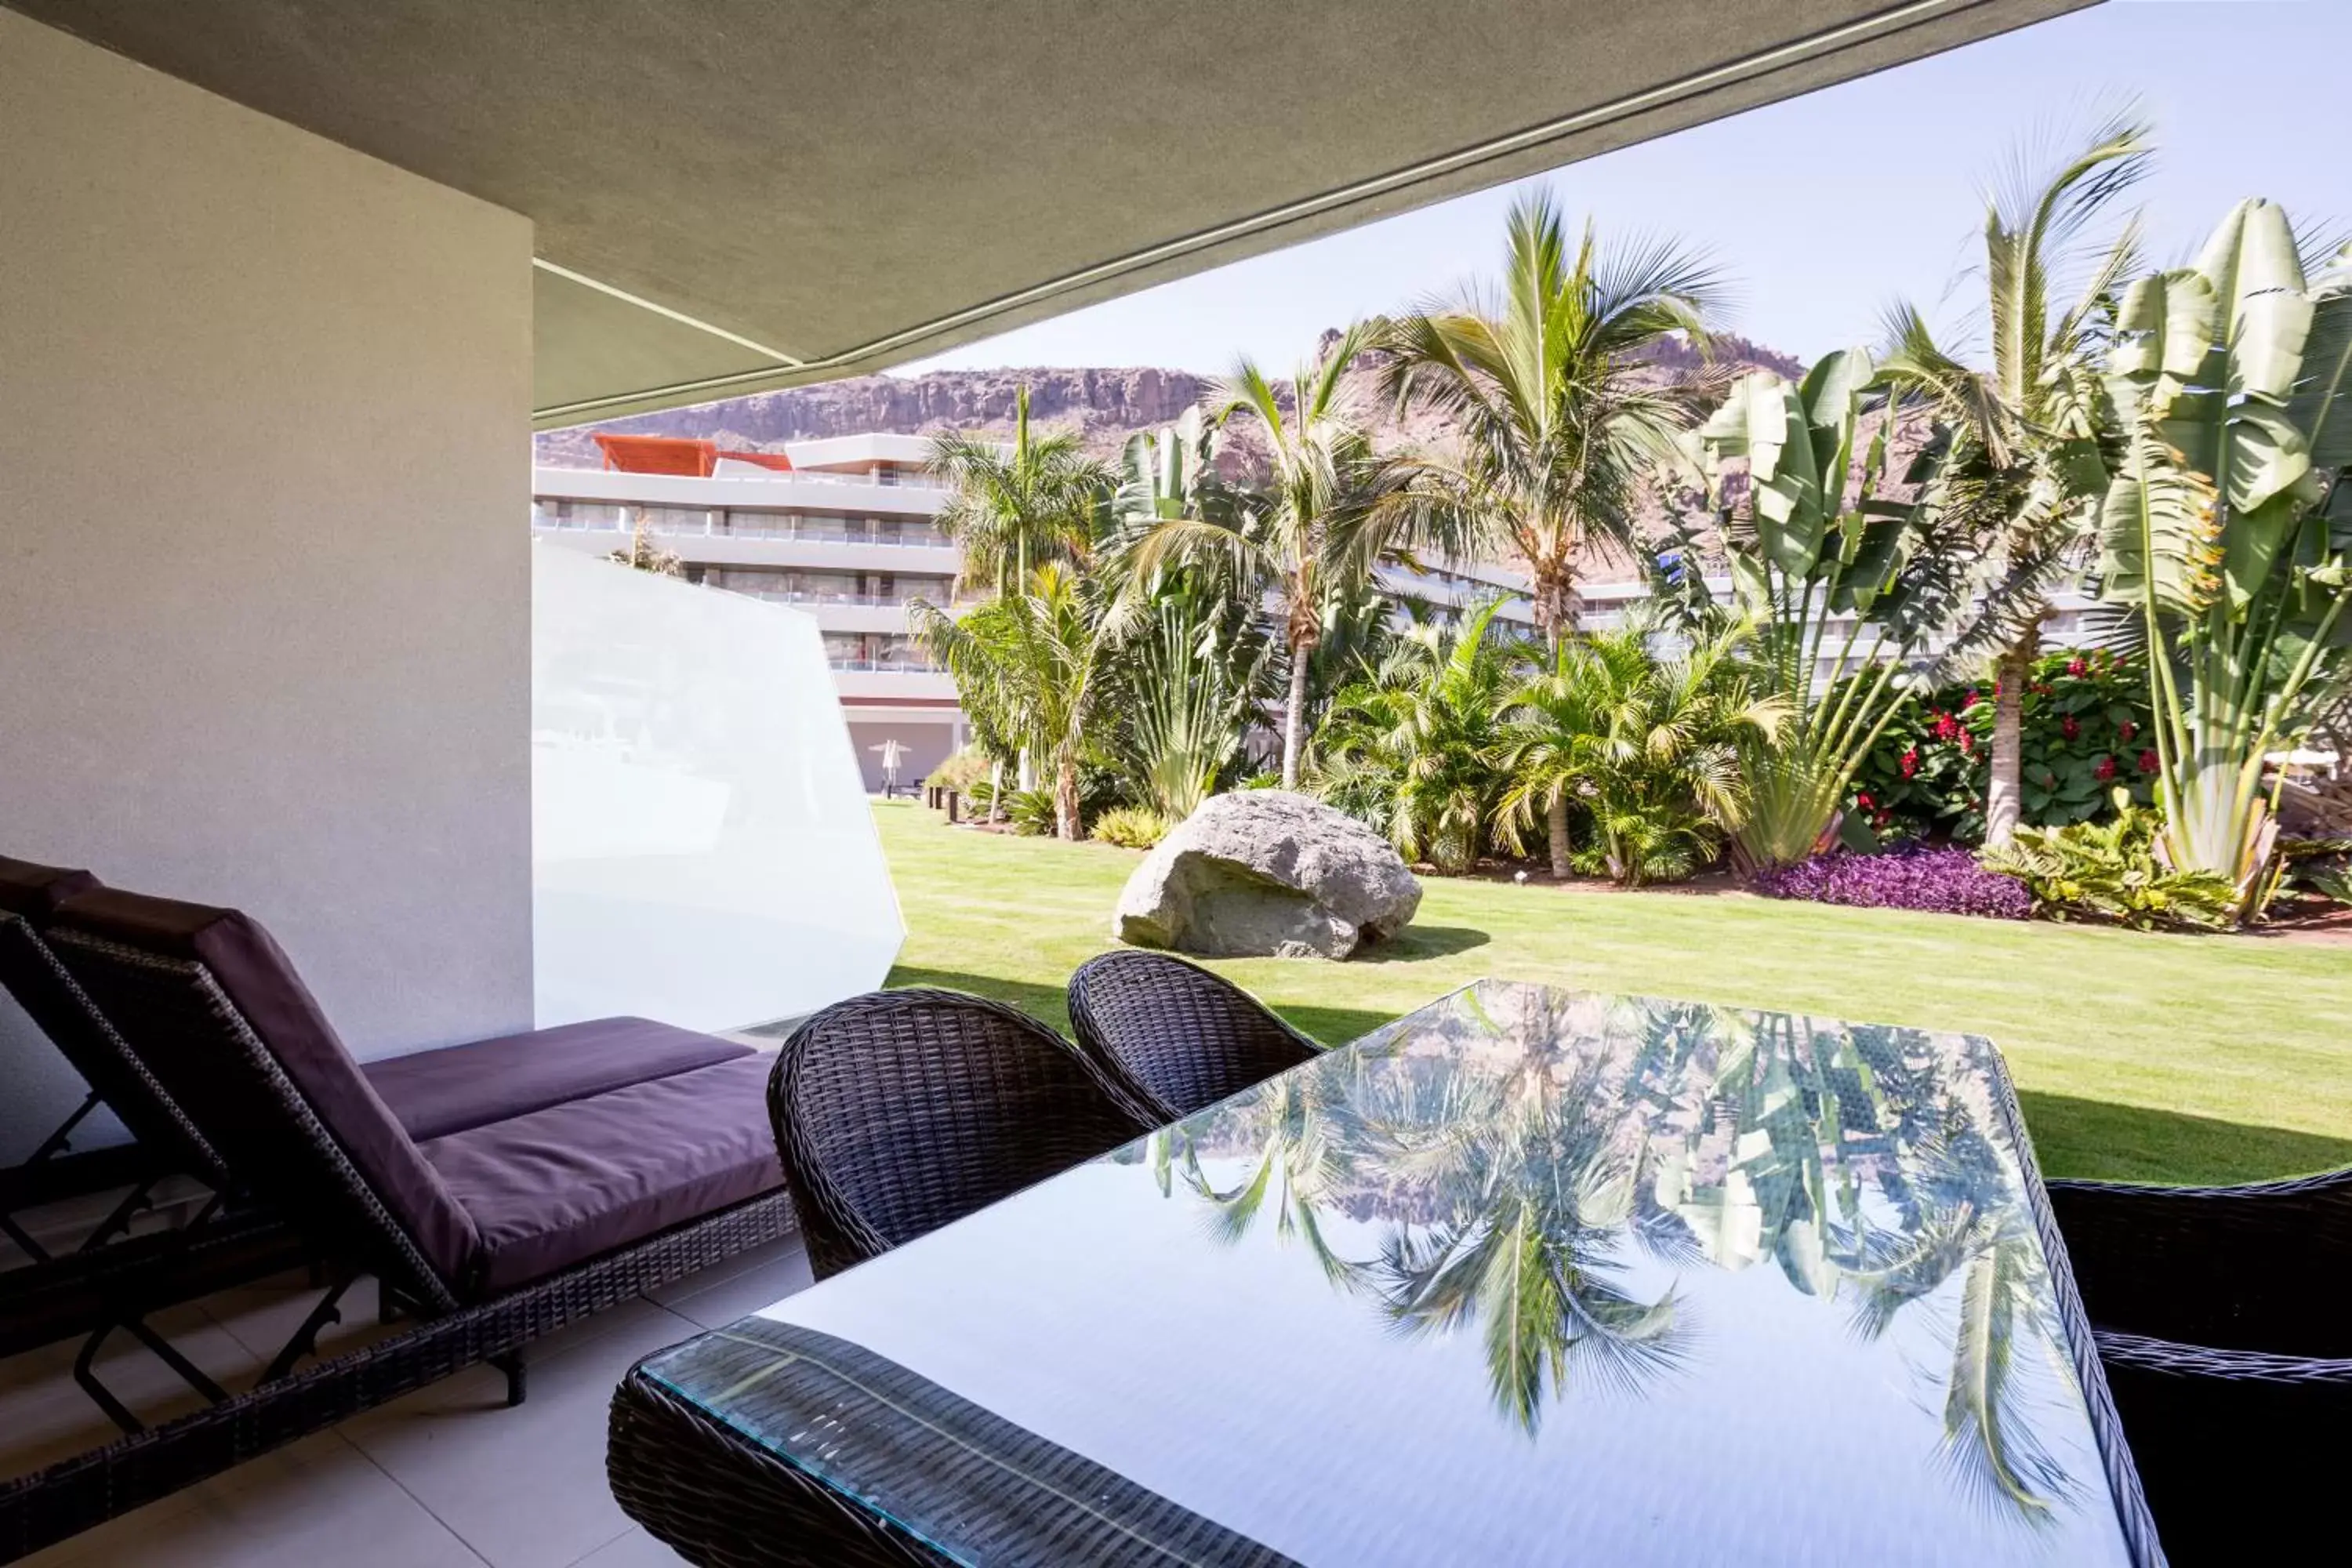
xmin=637 ymin=981 xmax=2149 ymax=1566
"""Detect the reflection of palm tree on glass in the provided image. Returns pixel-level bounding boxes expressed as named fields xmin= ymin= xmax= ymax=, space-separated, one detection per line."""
xmin=1162 ymin=1067 xmax=1364 ymax=1288
xmin=1643 ymin=1007 xmax=1893 ymax=1295
xmin=1363 ymin=1056 xmax=1690 ymax=1436
xmin=1630 ymin=998 xmax=2075 ymax=1519
xmin=1846 ymin=1138 xmax=2075 ymax=1521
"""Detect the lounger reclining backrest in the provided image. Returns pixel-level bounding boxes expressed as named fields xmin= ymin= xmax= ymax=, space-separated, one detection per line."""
xmin=0 ymin=856 xmax=230 ymax=1188
xmin=45 ymin=889 xmax=478 ymax=1310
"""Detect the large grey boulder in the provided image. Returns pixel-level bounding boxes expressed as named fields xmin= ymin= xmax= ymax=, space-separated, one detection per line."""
xmin=1113 ymin=790 xmax=1421 ymax=960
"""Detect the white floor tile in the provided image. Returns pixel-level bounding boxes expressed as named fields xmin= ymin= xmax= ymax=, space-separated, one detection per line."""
xmin=647 ymin=1236 xmax=813 ymax=1330
xmin=24 ymin=1432 xmax=486 ymax=1568
xmin=568 ymin=1527 xmax=686 ymax=1566
xmin=336 ymin=1298 xmax=700 ymax=1568
xmin=0 ymin=1303 xmax=263 ymax=1481
xmin=198 ymin=1268 xmax=394 ymax=1367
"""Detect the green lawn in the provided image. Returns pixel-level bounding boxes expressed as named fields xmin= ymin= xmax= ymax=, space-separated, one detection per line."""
xmin=873 ymin=800 xmax=2352 ymax=1185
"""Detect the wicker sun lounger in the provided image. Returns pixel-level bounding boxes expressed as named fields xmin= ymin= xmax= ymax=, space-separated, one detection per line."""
xmin=0 ymin=883 xmax=795 ymax=1561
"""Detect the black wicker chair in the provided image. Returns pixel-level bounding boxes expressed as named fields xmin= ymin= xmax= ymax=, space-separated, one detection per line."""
xmin=770 ymin=989 xmax=1154 ymax=1279
xmin=2095 ymin=1330 xmax=2352 ymax=1563
xmin=2048 ymin=1167 xmax=2352 ymax=1356
xmin=1066 ymin=950 xmax=1322 ymax=1123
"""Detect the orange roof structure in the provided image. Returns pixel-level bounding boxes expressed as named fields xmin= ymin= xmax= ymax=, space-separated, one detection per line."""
xmin=592 ymin=433 xmax=793 ymax=476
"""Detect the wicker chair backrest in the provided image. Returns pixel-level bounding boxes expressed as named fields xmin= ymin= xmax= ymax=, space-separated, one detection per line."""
xmin=1067 ymin=950 xmax=1321 ymax=1122
xmin=769 ymin=989 xmax=1152 ymax=1279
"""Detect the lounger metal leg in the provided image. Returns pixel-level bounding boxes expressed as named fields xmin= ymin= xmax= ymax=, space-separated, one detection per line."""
xmin=74 ymin=1181 xmax=157 ymax=1254
xmin=71 ymin=1327 xmax=145 ymax=1435
xmin=259 ymin=1272 xmax=357 ymax=1385
xmin=25 ymin=1092 xmax=102 ymax=1168
xmin=379 ymin=1280 xmax=428 ymax=1327
xmin=124 ymin=1321 xmax=231 ymax=1406
xmin=491 ymin=1350 xmax=527 ymax=1407
xmin=0 ymin=1210 xmax=50 ymax=1265
xmin=73 ymin=1315 xmax=236 ymax=1436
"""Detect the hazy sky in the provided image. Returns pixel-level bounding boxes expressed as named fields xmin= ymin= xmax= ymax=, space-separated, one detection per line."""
xmin=896 ymin=0 xmax=2347 ymax=378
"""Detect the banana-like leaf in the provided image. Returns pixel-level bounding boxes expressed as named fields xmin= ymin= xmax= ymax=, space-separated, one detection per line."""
xmin=2194 ymin=198 xmax=2310 ymax=362
xmin=2097 ymin=430 xmax=2220 ymax=615
xmin=1696 ymin=364 xmax=1869 ymax=579
xmin=2109 ymin=270 xmax=2216 ymax=391
xmin=2289 ymin=280 xmax=2352 ymax=468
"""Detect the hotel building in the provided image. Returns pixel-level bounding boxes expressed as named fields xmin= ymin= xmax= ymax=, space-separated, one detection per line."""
xmin=532 ymin=433 xmax=971 ymax=792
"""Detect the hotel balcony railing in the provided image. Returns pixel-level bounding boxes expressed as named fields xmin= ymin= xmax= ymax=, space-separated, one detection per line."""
xmin=532 ymin=515 xmax=950 ymax=547
xmin=826 ymin=657 xmax=942 ymax=673
xmin=732 ymin=589 xmax=976 ymax=609
xmin=777 ymin=470 xmax=949 ymax=491
xmin=716 ymin=521 xmax=951 ymax=546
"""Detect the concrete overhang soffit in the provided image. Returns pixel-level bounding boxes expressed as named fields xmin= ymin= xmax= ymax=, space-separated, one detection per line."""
xmin=8 ymin=0 xmax=2092 ymax=427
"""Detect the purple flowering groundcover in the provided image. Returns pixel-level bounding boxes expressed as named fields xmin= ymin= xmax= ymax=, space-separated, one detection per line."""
xmin=1750 ymin=846 xmax=2032 ymax=920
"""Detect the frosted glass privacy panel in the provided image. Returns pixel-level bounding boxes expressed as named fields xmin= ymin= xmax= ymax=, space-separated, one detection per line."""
xmin=532 ymin=545 xmax=903 ymax=1031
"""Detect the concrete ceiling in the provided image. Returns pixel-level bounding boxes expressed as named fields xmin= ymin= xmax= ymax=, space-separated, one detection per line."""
xmin=10 ymin=1 xmax=2091 ymax=426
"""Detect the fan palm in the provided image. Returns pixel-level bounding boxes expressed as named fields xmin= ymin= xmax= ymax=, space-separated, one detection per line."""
xmin=1131 ymin=323 xmax=1450 ymax=788
xmin=1878 ymin=113 xmax=2153 ymax=848
xmin=1102 ymin=410 xmax=1276 ymax=817
xmin=1686 ymin=348 xmax=1960 ymax=867
xmin=1379 ymin=189 xmax=1726 ymax=649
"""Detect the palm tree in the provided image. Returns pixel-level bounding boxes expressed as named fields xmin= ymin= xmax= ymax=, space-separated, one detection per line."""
xmin=927 ymin=385 xmax=1112 ymax=807
xmin=1131 ymin=323 xmax=1427 ymax=789
xmin=1379 ymin=189 xmax=1726 ymax=650
xmin=1316 ymin=599 xmax=1519 ymax=873
xmin=1102 ymin=411 xmax=1276 ymax=820
xmin=1498 ymin=614 xmax=1787 ymax=884
xmin=1379 ymin=192 xmax=1723 ymax=858
xmin=1878 ymin=114 xmax=2152 ymax=848
xmin=911 ymin=561 xmax=1127 ymax=840
xmin=928 ymin=384 xmax=1111 ymax=597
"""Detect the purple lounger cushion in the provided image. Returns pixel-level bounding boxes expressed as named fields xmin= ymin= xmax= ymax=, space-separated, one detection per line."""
xmin=0 ymin=856 xmax=101 ymax=921
xmin=51 ymin=886 xmax=485 ymax=1286
xmin=421 ymin=1053 xmax=783 ymax=1294
xmin=361 ymin=1017 xmax=749 ymax=1143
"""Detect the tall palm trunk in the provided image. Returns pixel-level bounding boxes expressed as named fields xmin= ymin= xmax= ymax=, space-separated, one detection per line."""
xmin=1539 ymin=597 xmax=1573 ymax=878
xmin=1530 ymin=564 xmax=1579 ymax=650
xmin=1054 ymin=750 xmax=1081 ymax=840
xmin=1545 ymin=796 xmax=1572 ymax=880
xmin=987 ymin=758 xmax=1005 ymax=824
xmin=1984 ymin=632 xmax=2038 ymax=849
xmin=1280 ymin=648 xmax=1311 ymax=790
xmin=1534 ymin=611 xmax=1571 ymax=884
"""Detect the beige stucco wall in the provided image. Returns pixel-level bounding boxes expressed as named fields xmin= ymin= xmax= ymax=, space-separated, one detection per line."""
xmin=0 ymin=12 xmax=536 ymax=1158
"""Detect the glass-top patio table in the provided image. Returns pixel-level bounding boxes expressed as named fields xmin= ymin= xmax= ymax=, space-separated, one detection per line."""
xmin=608 ymin=981 xmax=2161 ymax=1566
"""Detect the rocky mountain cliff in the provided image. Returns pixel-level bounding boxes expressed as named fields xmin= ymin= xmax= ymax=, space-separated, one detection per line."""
xmin=533 ymin=333 xmax=1806 ymax=469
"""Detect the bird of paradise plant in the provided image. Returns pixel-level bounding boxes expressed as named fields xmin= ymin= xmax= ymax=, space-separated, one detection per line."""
xmin=1683 ymin=350 xmax=1958 ymax=868
xmin=2096 ymin=198 xmax=2352 ymax=917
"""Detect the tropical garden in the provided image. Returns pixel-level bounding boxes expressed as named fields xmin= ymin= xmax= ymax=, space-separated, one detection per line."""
xmin=913 ymin=117 xmax=2352 ymax=936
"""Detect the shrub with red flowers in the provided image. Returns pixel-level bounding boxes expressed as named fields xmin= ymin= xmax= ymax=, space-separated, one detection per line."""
xmin=1750 ymin=846 xmax=2033 ymax=920
xmin=1840 ymin=648 xmax=2157 ymax=845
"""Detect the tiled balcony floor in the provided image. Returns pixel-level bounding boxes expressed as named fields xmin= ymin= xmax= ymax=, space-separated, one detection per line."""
xmin=1 ymin=1236 xmax=815 ymax=1566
